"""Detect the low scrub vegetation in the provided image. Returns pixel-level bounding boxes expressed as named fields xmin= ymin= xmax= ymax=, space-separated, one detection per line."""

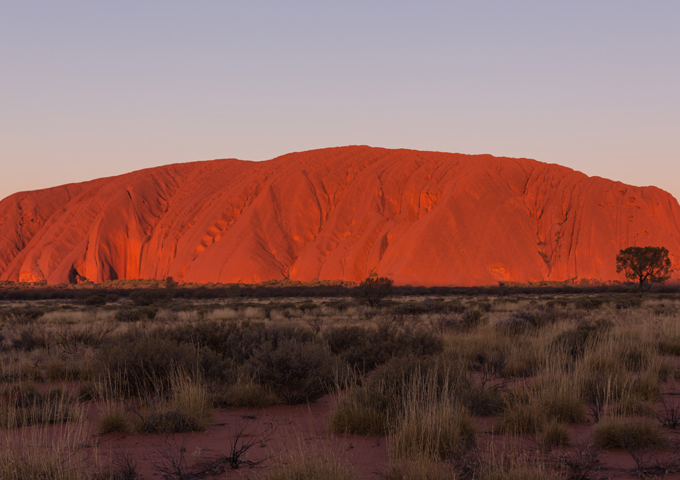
xmin=1 ymin=288 xmax=680 ymax=477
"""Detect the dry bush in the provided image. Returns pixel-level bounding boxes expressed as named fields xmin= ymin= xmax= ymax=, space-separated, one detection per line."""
xmin=95 ymin=328 xmax=199 ymax=396
xmin=391 ymin=402 xmax=476 ymax=461
xmin=133 ymin=370 xmax=212 ymax=434
xmin=476 ymin=446 xmax=560 ymax=480
xmin=331 ymin=356 xmax=470 ymax=436
xmin=592 ymin=416 xmax=667 ymax=450
xmin=98 ymin=403 xmax=129 ymax=434
xmin=330 ymin=383 xmax=390 ymax=435
xmin=252 ymin=339 xmax=339 ymax=405
xmin=215 ymin=378 xmax=279 ymax=408
xmin=390 ymin=366 xmax=476 ymax=461
xmin=323 ymin=324 xmax=443 ymax=373
xmin=0 ymin=384 xmax=82 ymax=429
xmin=532 ymin=373 xmax=586 ymax=424
xmin=495 ymin=399 xmax=545 ymax=435
xmin=0 ymin=418 xmax=91 ymax=479
xmin=541 ymin=420 xmax=570 ymax=448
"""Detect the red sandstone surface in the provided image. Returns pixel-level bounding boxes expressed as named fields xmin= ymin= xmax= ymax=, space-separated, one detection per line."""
xmin=1 ymin=146 xmax=679 ymax=286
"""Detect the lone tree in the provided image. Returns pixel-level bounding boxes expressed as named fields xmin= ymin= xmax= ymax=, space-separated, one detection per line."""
xmin=353 ymin=276 xmax=394 ymax=307
xmin=616 ymin=246 xmax=673 ymax=292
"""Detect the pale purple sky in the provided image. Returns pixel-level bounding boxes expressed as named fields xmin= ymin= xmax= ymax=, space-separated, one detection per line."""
xmin=1 ymin=1 xmax=679 ymax=201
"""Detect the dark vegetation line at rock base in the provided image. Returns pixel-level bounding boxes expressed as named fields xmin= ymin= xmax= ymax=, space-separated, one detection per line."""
xmin=1 ymin=279 xmax=680 ymax=302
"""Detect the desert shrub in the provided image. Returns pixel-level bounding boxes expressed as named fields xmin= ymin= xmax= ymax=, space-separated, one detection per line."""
xmin=168 ymin=320 xmax=314 ymax=364
xmin=95 ymin=330 xmax=198 ymax=396
xmin=618 ymin=343 xmax=655 ymax=372
xmin=541 ymin=420 xmax=570 ymax=448
xmin=46 ymin=360 xmax=81 ymax=381
xmin=323 ymin=325 xmax=443 ymax=373
xmin=0 ymin=426 xmax=92 ymax=480
xmin=134 ymin=373 xmax=211 ymax=434
xmin=463 ymin=382 xmax=506 ymax=416
xmin=461 ymin=309 xmax=487 ymax=330
xmin=251 ymin=340 xmax=339 ymax=405
xmin=104 ymin=293 xmax=119 ymax=303
xmin=541 ymin=392 xmax=586 ymax=424
xmin=12 ymin=326 xmax=49 ymax=351
xmin=332 ymin=356 xmax=472 ymax=435
xmin=2 ymin=307 xmax=45 ymax=325
xmin=614 ymin=294 xmax=644 ymax=309
xmin=533 ymin=376 xmax=587 ymax=424
xmin=578 ymin=352 xmax=630 ymax=412
xmin=129 ymin=289 xmax=170 ymax=306
xmin=215 ymin=381 xmax=278 ymax=408
xmin=574 ymin=297 xmax=604 ymax=311
xmin=77 ymin=382 xmax=97 ymax=401
xmin=495 ymin=400 xmax=544 ymax=435
xmin=167 ymin=372 xmax=212 ymax=429
xmin=98 ymin=406 xmax=129 ymax=434
xmin=592 ymin=417 xmax=667 ymax=450
xmin=390 ymin=300 xmax=465 ymax=316
xmin=84 ymin=294 xmax=107 ymax=306
xmin=331 ymin=356 xmax=468 ymax=435
xmin=551 ymin=320 xmax=609 ymax=358
xmin=331 ymin=384 xmax=393 ymax=435
xmin=658 ymin=336 xmax=680 ymax=356
xmin=0 ymin=385 xmax=81 ymax=429
xmin=610 ymin=398 xmax=655 ymax=417
xmin=135 ymin=409 xmax=201 ymax=434
xmin=391 ymin=403 xmax=476 ymax=461
xmin=114 ymin=307 xmax=157 ymax=322
xmin=496 ymin=310 xmax=555 ymax=334
xmin=629 ymin=372 xmax=661 ymax=402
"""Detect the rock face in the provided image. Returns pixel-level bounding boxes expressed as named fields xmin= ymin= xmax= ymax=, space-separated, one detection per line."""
xmin=1 ymin=146 xmax=679 ymax=286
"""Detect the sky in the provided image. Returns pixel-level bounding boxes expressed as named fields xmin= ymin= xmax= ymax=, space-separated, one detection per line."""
xmin=1 ymin=1 xmax=679 ymax=202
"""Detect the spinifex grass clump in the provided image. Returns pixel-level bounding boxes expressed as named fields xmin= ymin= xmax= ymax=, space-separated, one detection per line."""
xmin=331 ymin=356 xmax=470 ymax=436
xmin=98 ymin=404 xmax=129 ymax=434
xmin=0 ymin=384 xmax=82 ymax=429
xmin=390 ymin=399 xmax=476 ymax=461
xmin=133 ymin=370 xmax=212 ymax=434
xmin=592 ymin=417 xmax=667 ymax=450
xmin=0 ymin=416 xmax=91 ymax=479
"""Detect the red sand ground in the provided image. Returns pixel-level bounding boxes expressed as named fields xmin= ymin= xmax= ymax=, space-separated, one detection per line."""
xmin=87 ymin=393 xmax=680 ymax=479
xmin=1 ymin=146 xmax=679 ymax=286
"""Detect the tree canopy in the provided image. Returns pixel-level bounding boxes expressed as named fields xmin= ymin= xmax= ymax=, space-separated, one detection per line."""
xmin=616 ymin=246 xmax=673 ymax=292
